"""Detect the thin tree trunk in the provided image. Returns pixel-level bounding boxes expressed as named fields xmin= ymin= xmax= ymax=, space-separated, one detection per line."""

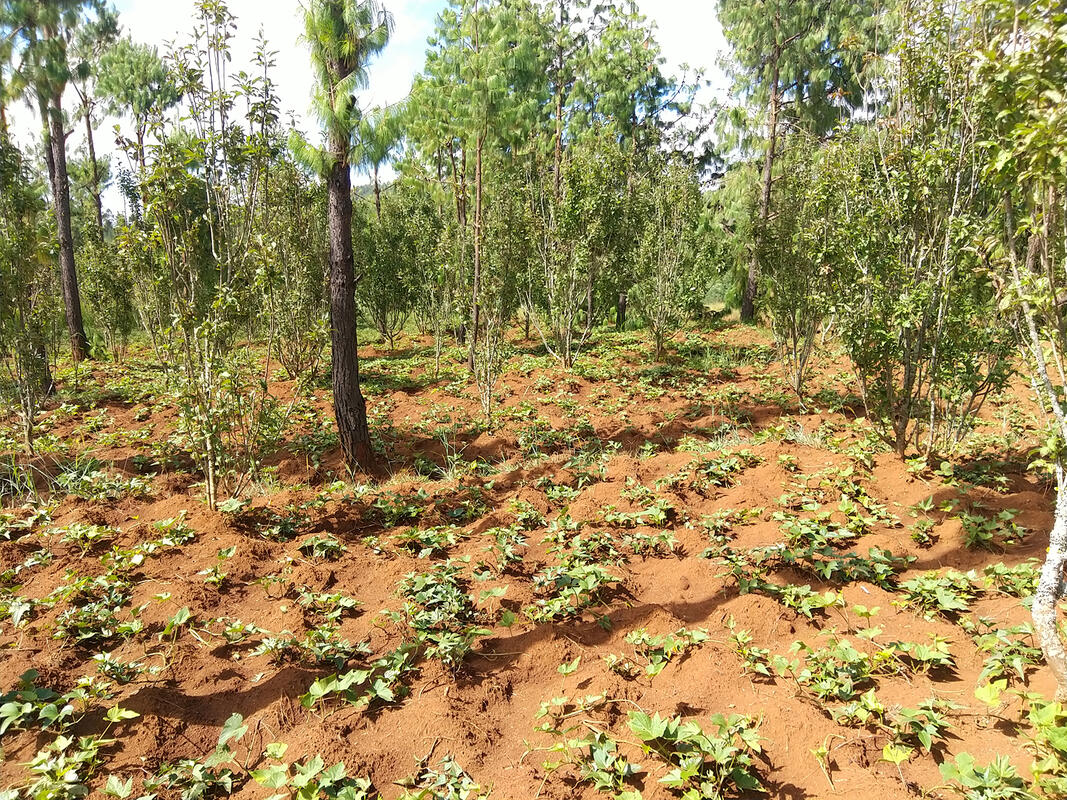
xmin=617 ymin=291 xmax=627 ymax=329
xmin=84 ymin=105 xmax=104 ymax=237
xmin=373 ymin=163 xmax=381 ymax=220
xmin=468 ymin=130 xmax=485 ymax=372
xmin=35 ymin=339 xmax=55 ymax=398
xmin=327 ymin=151 xmax=373 ymax=471
xmin=553 ymin=0 xmax=565 ymax=204
xmin=0 ymin=74 xmax=8 ymax=139
xmin=47 ymin=94 xmax=91 ymax=361
xmin=741 ymin=51 xmax=781 ymax=324
xmin=137 ymin=126 xmax=146 ymax=176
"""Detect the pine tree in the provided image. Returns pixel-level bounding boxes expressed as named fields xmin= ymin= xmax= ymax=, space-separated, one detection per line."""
xmin=412 ymin=0 xmax=548 ymax=369
xmin=719 ymin=0 xmax=886 ymax=321
xmin=1 ymin=0 xmax=110 ymax=361
xmin=97 ymin=37 xmax=178 ymax=178
xmin=358 ymin=105 xmax=401 ymax=220
xmin=301 ymin=0 xmax=392 ymax=472
xmin=70 ymin=6 xmax=118 ymax=238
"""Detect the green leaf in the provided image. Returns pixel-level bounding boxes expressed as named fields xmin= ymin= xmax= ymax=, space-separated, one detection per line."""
xmin=558 ymin=656 xmax=581 ymax=676
xmin=628 ymin=711 xmax=668 ymax=742
xmin=217 ymin=712 xmax=247 ymax=748
xmin=103 ymin=776 xmax=133 ymax=799
xmin=252 ymin=764 xmax=290 ymax=790
xmin=105 ymin=706 xmax=140 ymax=723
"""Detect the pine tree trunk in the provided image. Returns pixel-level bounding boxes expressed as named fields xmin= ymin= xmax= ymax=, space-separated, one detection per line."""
xmin=553 ymin=0 xmax=565 ymax=204
xmin=47 ymin=94 xmax=91 ymax=361
xmin=327 ymin=152 xmax=373 ymax=471
xmin=741 ymin=52 xmax=781 ymax=324
xmin=84 ymin=107 xmax=104 ymax=237
xmin=373 ymin=164 xmax=381 ymax=220
xmin=1034 ymin=470 xmax=1067 ymax=700
xmin=137 ymin=126 xmax=146 ymax=176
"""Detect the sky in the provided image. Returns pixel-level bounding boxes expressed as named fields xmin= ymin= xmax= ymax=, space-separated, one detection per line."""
xmin=9 ymin=1 xmax=730 ymax=199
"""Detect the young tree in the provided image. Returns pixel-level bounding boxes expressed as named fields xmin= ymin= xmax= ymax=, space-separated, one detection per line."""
xmin=302 ymin=0 xmax=392 ymax=471
xmin=265 ymin=147 xmax=330 ymax=385
xmin=358 ymin=105 xmax=401 ymax=220
xmin=412 ymin=0 xmax=547 ymax=370
xmin=760 ymin=134 xmax=839 ymax=401
xmin=0 ymin=136 xmax=55 ymax=453
xmin=127 ymin=0 xmax=287 ymax=509
xmin=525 ymin=129 xmax=630 ymax=367
xmin=975 ymin=0 xmax=1067 ymax=698
xmin=1 ymin=0 xmax=108 ymax=361
xmin=476 ymin=161 xmax=527 ymax=426
xmin=830 ymin=2 xmax=1012 ymax=458
xmin=69 ymin=6 xmax=118 ymax=238
xmin=629 ymin=157 xmax=705 ymax=360
xmin=718 ymin=0 xmax=885 ymax=321
xmin=97 ymin=37 xmax=179 ymax=178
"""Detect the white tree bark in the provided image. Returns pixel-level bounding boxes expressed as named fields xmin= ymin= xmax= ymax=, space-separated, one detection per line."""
xmin=1034 ymin=467 xmax=1067 ymax=700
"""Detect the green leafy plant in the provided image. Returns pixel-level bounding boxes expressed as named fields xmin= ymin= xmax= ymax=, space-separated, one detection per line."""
xmin=252 ymin=749 xmax=377 ymax=800
xmin=727 ymin=621 xmax=772 ymax=678
xmin=605 ymin=627 xmax=709 ymax=679
xmin=897 ymin=570 xmax=979 ymax=619
xmin=148 ymin=713 xmax=249 ymax=800
xmin=526 ymin=563 xmax=619 ymax=623
xmin=299 ymin=534 xmax=346 ymax=561
xmin=774 ymin=637 xmax=873 ymax=702
xmin=395 ymin=755 xmax=487 ymax=800
xmin=55 ymin=522 xmax=117 ymax=556
xmin=939 ymin=753 xmax=1037 ymax=800
xmin=297 ymin=588 xmax=362 ymax=623
xmin=393 ymin=525 xmax=463 ymax=559
xmin=301 ymin=645 xmax=418 ymax=711
xmin=983 ymin=561 xmax=1039 ymax=598
xmin=391 ymin=561 xmax=489 ymax=672
xmin=628 ymin=711 xmax=764 ymax=798
xmin=959 ymin=507 xmax=1026 ymax=551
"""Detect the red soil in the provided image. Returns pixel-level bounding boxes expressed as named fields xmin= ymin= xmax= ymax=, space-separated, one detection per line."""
xmin=0 ymin=327 xmax=1049 ymax=798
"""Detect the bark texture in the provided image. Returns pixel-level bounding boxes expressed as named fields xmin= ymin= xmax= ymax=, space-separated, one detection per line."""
xmin=47 ymin=95 xmax=91 ymax=361
xmin=327 ymin=153 xmax=373 ymax=471
xmin=1034 ymin=471 xmax=1067 ymax=700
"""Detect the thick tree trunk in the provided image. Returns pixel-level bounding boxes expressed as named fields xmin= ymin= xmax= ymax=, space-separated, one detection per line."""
xmin=327 ymin=153 xmax=373 ymax=472
xmin=741 ymin=53 xmax=781 ymax=324
xmin=47 ymin=95 xmax=91 ymax=361
xmin=1034 ymin=470 xmax=1067 ymax=700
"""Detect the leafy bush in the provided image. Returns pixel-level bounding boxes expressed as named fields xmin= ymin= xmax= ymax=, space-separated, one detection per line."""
xmin=393 ymin=561 xmax=488 ymax=671
xmin=628 ymin=711 xmax=764 ymax=798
